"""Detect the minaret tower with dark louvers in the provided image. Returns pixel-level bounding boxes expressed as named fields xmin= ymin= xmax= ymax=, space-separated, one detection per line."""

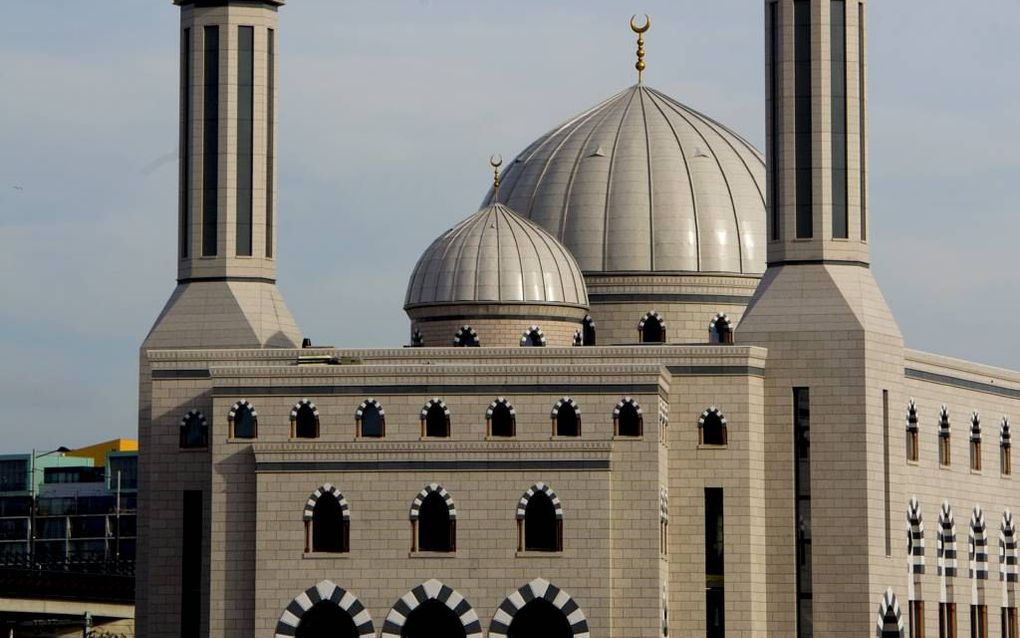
xmin=143 ymin=0 xmax=300 ymax=352
xmin=738 ymin=1 xmax=905 ymax=634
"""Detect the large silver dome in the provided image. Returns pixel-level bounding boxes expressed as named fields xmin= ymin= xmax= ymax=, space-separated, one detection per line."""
xmin=484 ymin=84 xmax=766 ymax=275
xmin=405 ymin=202 xmax=588 ymax=308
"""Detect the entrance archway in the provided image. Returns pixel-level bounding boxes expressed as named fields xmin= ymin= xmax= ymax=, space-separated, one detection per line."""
xmin=275 ymin=581 xmax=374 ymax=638
xmin=380 ymin=579 xmax=482 ymax=638
xmin=508 ymin=598 xmax=572 ymax=638
xmin=489 ymin=578 xmax=590 ymax=638
xmin=402 ymin=599 xmax=466 ymax=638
xmin=296 ymin=601 xmax=359 ymax=638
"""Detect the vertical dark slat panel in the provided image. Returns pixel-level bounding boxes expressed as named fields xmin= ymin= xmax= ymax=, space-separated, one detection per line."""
xmin=794 ymin=387 xmax=813 ymax=637
xmin=180 ymin=28 xmax=191 ymax=259
xmin=202 ymin=26 xmax=219 ymax=257
xmin=266 ymin=28 xmax=275 ymax=259
xmin=181 ymin=490 xmax=202 ymax=638
xmin=859 ymin=2 xmax=867 ymax=241
xmin=236 ymin=26 xmax=254 ymax=256
xmin=831 ymin=1 xmax=848 ymax=238
xmin=705 ymin=487 xmax=725 ymax=637
xmin=768 ymin=2 xmax=781 ymax=241
xmin=794 ymin=0 xmax=813 ymax=239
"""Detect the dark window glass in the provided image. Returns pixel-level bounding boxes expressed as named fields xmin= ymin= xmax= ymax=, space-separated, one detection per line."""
xmin=701 ymin=412 xmax=726 ymax=446
xmin=641 ymin=315 xmax=665 ymax=343
xmin=508 ymin=598 xmax=573 ymax=638
xmin=706 ymin=487 xmax=725 ymax=638
xmin=523 ymin=330 xmax=544 ymax=347
xmin=108 ymin=456 xmax=138 ymax=490
xmin=181 ymin=490 xmax=202 ymax=638
xmin=180 ymin=414 xmax=208 ymax=449
xmin=769 ymin=1 xmax=781 ymax=241
xmin=617 ymin=402 xmax=642 ymax=437
xmin=831 ymin=1 xmax=848 ymax=238
xmin=312 ymin=493 xmax=347 ymax=553
xmin=0 ymin=518 xmax=28 ymax=541
xmin=425 ymin=403 xmax=449 ymax=438
xmin=360 ymin=403 xmax=384 ymax=438
xmin=201 ymin=26 xmax=219 ymax=256
xmin=294 ymin=405 xmax=318 ymax=439
xmin=859 ymin=2 xmax=867 ymax=241
xmin=401 ymin=599 xmax=465 ymax=638
xmin=794 ymin=388 xmax=813 ymax=638
xmin=266 ymin=29 xmax=275 ymax=258
xmin=180 ymin=28 xmax=191 ymax=259
xmin=417 ymin=492 xmax=453 ymax=552
xmin=233 ymin=404 xmax=256 ymax=439
xmin=524 ymin=492 xmax=561 ymax=552
xmin=582 ymin=317 xmax=596 ymax=346
xmin=0 ymin=460 xmax=28 ymax=492
xmin=556 ymin=403 xmax=580 ymax=437
xmin=296 ymin=601 xmax=360 ymax=638
xmin=236 ymin=26 xmax=254 ymax=256
xmin=490 ymin=402 xmax=515 ymax=437
xmin=794 ymin=0 xmax=813 ymax=238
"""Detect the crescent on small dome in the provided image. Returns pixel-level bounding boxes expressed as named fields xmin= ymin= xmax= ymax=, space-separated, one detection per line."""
xmin=490 ymin=154 xmax=503 ymax=169
xmin=630 ymin=14 xmax=651 ymax=34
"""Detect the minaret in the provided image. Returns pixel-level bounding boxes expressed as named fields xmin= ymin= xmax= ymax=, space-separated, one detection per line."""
xmin=143 ymin=0 xmax=301 ymax=351
xmin=738 ymin=1 xmax=905 ymax=634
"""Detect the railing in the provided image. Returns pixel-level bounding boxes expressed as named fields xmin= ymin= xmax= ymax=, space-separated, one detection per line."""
xmin=0 ymin=557 xmax=134 ymax=603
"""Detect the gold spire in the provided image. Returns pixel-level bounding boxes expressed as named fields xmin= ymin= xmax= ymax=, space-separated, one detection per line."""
xmin=490 ymin=154 xmax=503 ymax=198
xmin=630 ymin=14 xmax=651 ymax=83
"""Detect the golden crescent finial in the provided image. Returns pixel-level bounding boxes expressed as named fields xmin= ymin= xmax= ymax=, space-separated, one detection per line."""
xmin=630 ymin=14 xmax=651 ymax=83
xmin=630 ymin=14 xmax=651 ymax=34
xmin=490 ymin=154 xmax=503 ymax=197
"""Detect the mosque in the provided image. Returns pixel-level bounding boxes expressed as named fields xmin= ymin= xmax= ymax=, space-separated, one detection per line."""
xmin=137 ymin=1 xmax=1020 ymax=636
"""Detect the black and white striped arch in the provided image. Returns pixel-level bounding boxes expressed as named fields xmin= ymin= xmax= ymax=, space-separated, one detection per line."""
xmin=488 ymin=578 xmax=589 ymax=638
xmin=1001 ymin=510 xmax=1018 ymax=583
xmin=303 ymin=484 xmax=350 ymax=522
xmin=516 ymin=483 xmax=562 ymax=521
xmin=381 ymin=579 xmax=481 ymax=638
xmin=228 ymin=399 xmax=256 ymax=421
xmin=906 ymin=497 xmax=924 ymax=575
xmin=520 ymin=325 xmax=546 ymax=347
xmin=638 ymin=310 xmax=666 ymax=330
xmin=613 ymin=397 xmax=642 ymax=418
xmin=970 ymin=505 xmax=989 ymax=580
xmin=290 ymin=399 xmax=318 ymax=420
xmin=874 ymin=588 xmax=904 ymax=637
xmin=181 ymin=410 xmax=206 ymax=428
xmin=938 ymin=501 xmax=957 ymax=577
xmin=275 ymin=580 xmax=373 ymax=638
xmin=355 ymin=398 xmax=384 ymax=420
xmin=486 ymin=398 xmax=515 ymax=419
xmin=551 ymin=397 xmax=580 ymax=419
xmin=409 ymin=483 xmax=456 ymax=521
xmin=420 ymin=398 xmax=450 ymax=419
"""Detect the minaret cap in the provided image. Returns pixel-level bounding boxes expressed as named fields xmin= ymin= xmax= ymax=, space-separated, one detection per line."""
xmin=490 ymin=154 xmax=503 ymax=199
xmin=630 ymin=14 xmax=651 ymax=83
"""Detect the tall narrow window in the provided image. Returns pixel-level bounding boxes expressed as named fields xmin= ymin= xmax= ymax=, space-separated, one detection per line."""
xmin=522 ymin=491 xmax=562 ymax=552
xmin=699 ymin=408 xmax=728 ymax=447
xmin=1003 ymin=607 xmax=1018 ymax=638
xmin=794 ymin=0 xmax=813 ymax=239
xmin=971 ymin=413 xmax=982 ymax=472
xmin=910 ymin=601 xmax=925 ymax=638
xmin=180 ymin=28 xmax=191 ymax=259
xmin=971 ymin=605 xmax=988 ymax=638
xmin=615 ymin=399 xmax=643 ymax=437
xmin=582 ymin=315 xmax=596 ymax=346
xmin=422 ymin=400 xmax=450 ymax=438
xmin=640 ymin=312 xmax=666 ymax=344
xmin=356 ymin=400 xmax=385 ymax=438
xmin=1002 ymin=418 xmax=1012 ymax=476
xmin=201 ymin=26 xmax=219 ymax=257
xmin=181 ymin=490 xmax=202 ymax=638
xmin=179 ymin=411 xmax=208 ymax=449
xmin=292 ymin=402 xmax=319 ymax=439
xmin=705 ymin=488 xmax=725 ymax=638
xmin=831 ymin=1 xmax=848 ymax=238
xmin=858 ymin=2 xmax=867 ymax=241
xmin=552 ymin=399 xmax=580 ymax=437
xmin=906 ymin=400 xmax=919 ymax=462
xmin=940 ymin=603 xmax=958 ymax=637
xmin=883 ymin=390 xmax=891 ymax=556
xmin=417 ymin=492 xmax=454 ymax=552
xmin=229 ymin=401 xmax=257 ymax=439
xmin=311 ymin=492 xmax=349 ymax=553
xmin=768 ymin=0 xmax=781 ymax=241
xmin=235 ymin=26 xmax=254 ymax=256
xmin=488 ymin=399 xmax=516 ymax=438
xmin=265 ymin=28 xmax=275 ymax=258
xmin=794 ymin=388 xmax=812 ymax=638
xmin=939 ymin=407 xmax=952 ymax=467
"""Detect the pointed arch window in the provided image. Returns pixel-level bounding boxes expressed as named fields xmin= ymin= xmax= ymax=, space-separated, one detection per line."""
xmin=709 ymin=314 xmax=734 ymax=345
xmin=516 ymin=484 xmax=563 ymax=552
xmin=971 ymin=412 xmax=982 ymax=472
xmin=939 ymin=406 xmax=951 ymax=467
xmin=614 ymin=398 xmax=643 ymax=437
xmin=660 ymin=487 xmax=669 ymax=556
xmin=291 ymin=400 xmax=320 ymax=439
xmin=410 ymin=329 xmax=424 ymax=347
xmin=420 ymin=399 xmax=450 ymax=438
xmin=228 ymin=400 xmax=257 ymax=439
xmin=971 ymin=506 xmax=990 ymax=637
xmin=905 ymin=400 xmax=919 ymax=462
xmin=453 ymin=325 xmax=480 ymax=347
xmin=551 ymin=398 xmax=580 ymax=437
xmin=699 ymin=408 xmax=728 ymax=447
xmin=179 ymin=410 xmax=208 ymax=449
xmin=1002 ymin=417 xmax=1012 ymax=476
xmin=520 ymin=326 xmax=546 ymax=347
xmin=582 ymin=315 xmax=596 ymax=346
xmin=303 ymin=484 xmax=350 ymax=554
xmin=409 ymin=484 xmax=456 ymax=553
xmin=1001 ymin=511 xmax=1018 ymax=636
xmin=487 ymin=398 xmax=516 ymax=438
xmin=356 ymin=399 xmax=385 ymax=438
xmin=639 ymin=311 xmax=666 ymax=344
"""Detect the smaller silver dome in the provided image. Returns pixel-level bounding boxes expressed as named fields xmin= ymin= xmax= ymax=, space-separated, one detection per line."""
xmin=405 ymin=203 xmax=588 ymax=308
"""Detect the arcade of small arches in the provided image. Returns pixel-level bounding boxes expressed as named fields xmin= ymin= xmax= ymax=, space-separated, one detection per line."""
xmin=275 ymin=578 xmax=590 ymax=638
xmin=176 ymin=398 xmax=728 ymax=448
xmin=409 ymin=311 xmax=738 ymax=348
xmin=302 ymin=482 xmax=569 ymax=555
xmin=903 ymin=399 xmax=1013 ymax=475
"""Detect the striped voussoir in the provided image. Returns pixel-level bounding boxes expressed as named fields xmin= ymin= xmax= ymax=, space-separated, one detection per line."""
xmin=613 ymin=397 xmax=643 ymax=418
xmin=516 ymin=483 xmax=563 ymax=521
xmin=303 ymin=484 xmax=350 ymax=522
xmin=906 ymin=399 xmax=918 ymax=432
xmin=411 ymin=329 xmax=423 ymax=346
xmin=938 ymin=501 xmax=957 ymax=577
xmin=275 ymin=580 xmax=373 ymax=638
xmin=420 ymin=398 xmax=450 ymax=419
xmin=874 ymin=588 xmax=904 ymax=638
xmin=290 ymin=399 xmax=318 ymax=420
xmin=1001 ymin=510 xmax=1018 ymax=583
xmin=486 ymin=398 xmax=515 ymax=419
xmin=488 ymin=578 xmax=590 ymax=638
xmin=698 ymin=407 xmax=727 ymax=428
xmin=661 ymin=583 xmax=668 ymax=637
xmin=708 ymin=312 xmax=731 ymax=330
xmin=938 ymin=406 xmax=951 ymax=438
xmin=659 ymin=487 xmax=669 ymax=523
xmin=381 ymin=579 xmax=481 ymax=638
xmin=572 ymin=330 xmax=583 ymax=346
xmin=180 ymin=410 xmax=206 ymax=428
xmin=638 ymin=310 xmax=666 ymax=330
xmin=409 ymin=483 xmax=456 ymax=521
xmin=551 ymin=397 xmax=580 ymax=419
xmin=906 ymin=497 xmax=925 ymax=574
xmin=355 ymin=398 xmax=384 ymax=419
xmin=228 ymin=399 xmax=256 ymax=421
xmin=971 ymin=412 xmax=982 ymax=442
xmin=659 ymin=398 xmax=669 ymax=426
xmin=970 ymin=506 xmax=989 ymax=580
xmin=520 ymin=325 xmax=546 ymax=346
xmin=453 ymin=325 xmax=479 ymax=346
xmin=583 ymin=314 xmax=595 ymax=328
xmin=1002 ymin=417 xmax=1011 ymax=447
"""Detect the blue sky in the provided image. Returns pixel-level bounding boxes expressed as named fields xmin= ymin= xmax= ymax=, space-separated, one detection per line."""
xmin=1 ymin=0 xmax=1018 ymax=451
